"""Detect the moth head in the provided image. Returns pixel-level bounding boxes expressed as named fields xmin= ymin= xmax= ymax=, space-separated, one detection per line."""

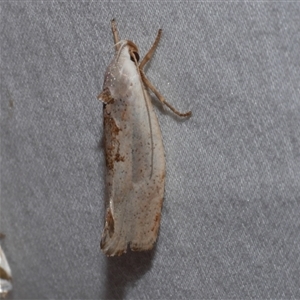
xmin=127 ymin=40 xmax=140 ymax=63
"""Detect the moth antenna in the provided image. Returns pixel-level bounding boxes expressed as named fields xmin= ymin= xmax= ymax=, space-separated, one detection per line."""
xmin=111 ymin=19 xmax=120 ymax=51
xmin=139 ymin=29 xmax=162 ymax=70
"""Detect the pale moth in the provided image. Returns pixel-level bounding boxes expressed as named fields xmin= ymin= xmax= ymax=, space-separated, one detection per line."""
xmin=98 ymin=19 xmax=191 ymax=256
xmin=0 ymin=234 xmax=12 ymax=298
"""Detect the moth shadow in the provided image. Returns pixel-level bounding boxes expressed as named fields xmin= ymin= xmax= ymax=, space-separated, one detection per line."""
xmin=102 ymin=247 xmax=156 ymax=299
xmin=97 ymin=134 xmax=105 ymax=151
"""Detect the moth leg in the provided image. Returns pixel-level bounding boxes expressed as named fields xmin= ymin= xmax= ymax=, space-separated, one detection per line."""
xmin=139 ymin=29 xmax=162 ymax=70
xmin=140 ymin=71 xmax=192 ymax=117
xmin=111 ymin=19 xmax=120 ymax=51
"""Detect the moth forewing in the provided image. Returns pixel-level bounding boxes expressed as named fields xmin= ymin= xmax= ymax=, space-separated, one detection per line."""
xmin=98 ymin=20 xmax=191 ymax=256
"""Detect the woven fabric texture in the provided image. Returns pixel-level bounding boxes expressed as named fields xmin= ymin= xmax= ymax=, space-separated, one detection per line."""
xmin=1 ymin=2 xmax=300 ymax=299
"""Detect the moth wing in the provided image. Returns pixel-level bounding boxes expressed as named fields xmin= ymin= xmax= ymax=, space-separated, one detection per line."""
xmin=100 ymin=84 xmax=165 ymax=256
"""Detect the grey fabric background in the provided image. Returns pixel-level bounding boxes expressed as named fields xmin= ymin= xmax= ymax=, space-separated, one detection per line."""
xmin=1 ymin=1 xmax=299 ymax=299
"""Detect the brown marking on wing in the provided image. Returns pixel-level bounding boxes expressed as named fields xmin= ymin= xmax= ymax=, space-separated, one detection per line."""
xmin=130 ymin=243 xmax=153 ymax=252
xmin=115 ymin=153 xmax=125 ymax=162
xmin=0 ymin=266 xmax=12 ymax=281
xmin=151 ymin=212 xmax=161 ymax=232
xmin=130 ymin=240 xmax=155 ymax=252
xmin=131 ymin=245 xmax=141 ymax=251
xmin=105 ymin=209 xmax=115 ymax=238
xmin=116 ymin=249 xmax=127 ymax=256
xmin=104 ymin=113 xmax=124 ymax=171
xmin=98 ymin=87 xmax=114 ymax=104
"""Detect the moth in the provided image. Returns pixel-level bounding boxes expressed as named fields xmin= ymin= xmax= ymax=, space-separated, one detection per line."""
xmin=98 ymin=19 xmax=191 ymax=256
xmin=0 ymin=234 xmax=12 ymax=298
